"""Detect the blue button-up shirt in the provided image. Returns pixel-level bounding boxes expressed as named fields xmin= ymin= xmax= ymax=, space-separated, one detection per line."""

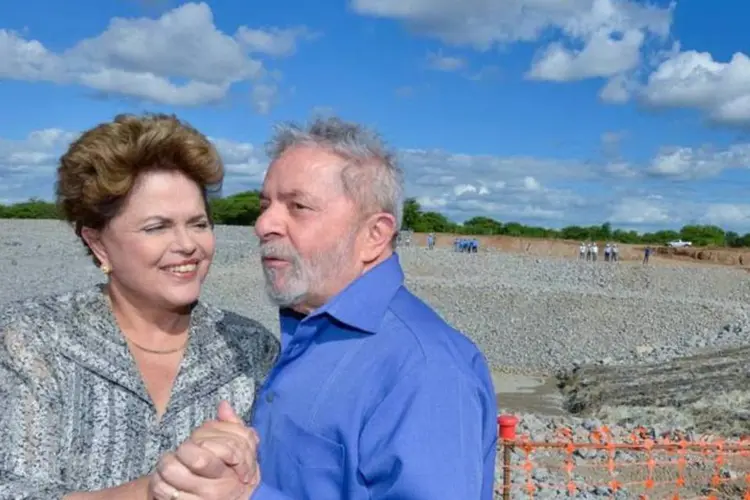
xmin=251 ymin=254 xmax=497 ymax=499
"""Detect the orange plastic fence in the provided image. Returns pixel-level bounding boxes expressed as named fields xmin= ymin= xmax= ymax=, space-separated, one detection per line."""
xmin=496 ymin=415 xmax=750 ymax=499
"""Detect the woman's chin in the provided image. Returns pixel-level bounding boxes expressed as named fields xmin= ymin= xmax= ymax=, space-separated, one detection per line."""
xmin=158 ymin=287 xmax=202 ymax=310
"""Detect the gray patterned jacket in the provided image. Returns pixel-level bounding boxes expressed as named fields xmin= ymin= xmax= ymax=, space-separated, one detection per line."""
xmin=0 ymin=286 xmax=280 ymax=499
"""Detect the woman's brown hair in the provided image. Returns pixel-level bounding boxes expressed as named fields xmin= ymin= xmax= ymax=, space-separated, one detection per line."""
xmin=56 ymin=113 xmax=224 ymax=265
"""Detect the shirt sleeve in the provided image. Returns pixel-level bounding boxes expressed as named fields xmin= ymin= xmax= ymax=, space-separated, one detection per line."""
xmin=0 ymin=320 xmax=71 ymax=500
xmin=358 ymin=358 xmax=492 ymax=499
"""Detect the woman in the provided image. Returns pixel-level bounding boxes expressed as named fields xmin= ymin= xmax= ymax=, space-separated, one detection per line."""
xmin=0 ymin=113 xmax=279 ymax=499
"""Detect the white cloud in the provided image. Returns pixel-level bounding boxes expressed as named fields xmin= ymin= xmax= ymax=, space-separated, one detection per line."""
xmin=351 ymin=0 xmax=672 ymax=49
xmin=353 ymin=0 xmax=674 ymax=100
xmin=528 ymin=28 xmax=645 ymax=82
xmin=600 ymin=141 xmax=750 ymax=181
xmin=522 ymin=176 xmax=542 ymax=191
xmin=251 ymin=83 xmax=280 ymax=115
xmin=398 ymin=149 xmax=589 ymax=223
xmin=0 ymin=127 xmax=266 ymax=199
xmin=236 ymin=26 xmax=318 ymax=57
xmin=599 ymin=74 xmax=634 ymax=103
xmin=5 ymin=125 xmax=750 ymax=232
xmin=647 ymin=143 xmax=750 ymax=180
xmin=641 ymin=50 xmax=750 ymax=126
xmin=417 ymin=195 xmax=449 ymax=209
xmin=425 ymin=51 xmax=466 ymax=71
xmin=0 ymin=2 xmax=314 ymax=109
xmin=701 ymin=204 xmax=750 ymax=226
xmin=608 ymin=197 xmax=671 ymax=225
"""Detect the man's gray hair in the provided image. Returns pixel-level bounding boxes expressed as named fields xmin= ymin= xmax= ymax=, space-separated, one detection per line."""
xmin=266 ymin=116 xmax=404 ymax=240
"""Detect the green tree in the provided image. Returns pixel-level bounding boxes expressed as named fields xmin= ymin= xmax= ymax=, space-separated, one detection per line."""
xmin=0 ymin=199 xmax=60 ymax=219
xmin=3 ymin=193 xmax=750 ymax=248
xmin=209 ymin=191 xmax=261 ymax=225
xmin=401 ymin=198 xmax=422 ymax=230
xmin=463 ymin=216 xmax=503 ymax=235
xmin=679 ymin=224 xmax=726 ymax=247
xmin=414 ymin=211 xmax=454 ymax=233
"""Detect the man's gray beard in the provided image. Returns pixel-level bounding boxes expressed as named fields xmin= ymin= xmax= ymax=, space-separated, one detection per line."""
xmin=260 ymin=235 xmax=355 ymax=309
xmin=262 ymin=261 xmax=308 ymax=308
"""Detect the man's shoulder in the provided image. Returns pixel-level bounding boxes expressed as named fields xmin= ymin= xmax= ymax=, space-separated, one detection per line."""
xmin=386 ymin=288 xmax=454 ymax=332
xmin=384 ymin=288 xmax=487 ymax=368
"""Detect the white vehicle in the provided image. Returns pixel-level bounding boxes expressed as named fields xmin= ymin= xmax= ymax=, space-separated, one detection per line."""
xmin=667 ymin=239 xmax=692 ymax=248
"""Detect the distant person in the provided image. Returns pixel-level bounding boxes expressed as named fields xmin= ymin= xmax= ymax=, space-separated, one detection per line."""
xmin=643 ymin=246 xmax=652 ymax=265
xmin=427 ymin=232 xmax=436 ymax=249
xmin=0 ymin=113 xmax=279 ymax=499
xmin=244 ymin=115 xmax=497 ymax=499
xmin=579 ymin=242 xmax=586 ymax=260
xmin=612 ymin=244 xmax=620 ymax=262
xmin=471 ymin=238 xmax=479 ymax=253
xmin=591 ymin=242 xmax=599 ymax=262
xmin=604 ymin=243 xmax=611 ymax=262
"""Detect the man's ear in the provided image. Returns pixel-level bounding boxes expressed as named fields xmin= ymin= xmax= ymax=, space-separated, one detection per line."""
xmin=80 ymin=227 xmax=110 ymax=268
xmin=360 ymin=213 xmax=397 ymax=263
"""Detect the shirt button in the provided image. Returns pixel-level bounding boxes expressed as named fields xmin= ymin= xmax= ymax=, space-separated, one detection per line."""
xmin=265 ymin=391 xmax=275 ymax=403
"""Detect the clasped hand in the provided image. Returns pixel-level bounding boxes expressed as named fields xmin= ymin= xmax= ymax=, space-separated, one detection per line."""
xmin=149 ymin=401 xmax=260 ymax=500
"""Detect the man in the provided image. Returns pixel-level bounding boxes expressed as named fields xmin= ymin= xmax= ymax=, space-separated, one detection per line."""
xmin=248 ymin=116 xmax=497 ymax=499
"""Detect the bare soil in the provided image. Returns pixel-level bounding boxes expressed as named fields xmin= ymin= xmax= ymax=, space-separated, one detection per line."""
xmin=558 ymin=346 xmax=750 ymax=438
xmin=553 ymin=348 xmax=750 ymax=497
xmin=412 ymin=233 xmax=750 ymax=269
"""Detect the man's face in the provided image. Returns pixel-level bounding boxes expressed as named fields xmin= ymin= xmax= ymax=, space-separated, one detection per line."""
xmin=255 ymin=145 xmax=364 ymax=312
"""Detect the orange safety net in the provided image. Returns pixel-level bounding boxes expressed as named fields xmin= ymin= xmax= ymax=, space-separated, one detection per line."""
xmin=496 ymin=416 xmax=750 ymax=499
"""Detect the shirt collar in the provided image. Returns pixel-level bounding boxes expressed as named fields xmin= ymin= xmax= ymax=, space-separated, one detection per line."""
xmin=281 ymin=253 xmax=404 ymax=335
xmin=322 ymin=253 xmax=404 ymax=334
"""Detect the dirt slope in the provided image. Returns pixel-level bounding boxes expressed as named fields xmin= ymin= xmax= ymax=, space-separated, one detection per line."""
xmin=558 ymin=345 xmax=750 ymax=437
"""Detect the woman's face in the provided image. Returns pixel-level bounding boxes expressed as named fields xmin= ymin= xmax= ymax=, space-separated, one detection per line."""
xmin=84 ymin=170 xmax=216 ymax=311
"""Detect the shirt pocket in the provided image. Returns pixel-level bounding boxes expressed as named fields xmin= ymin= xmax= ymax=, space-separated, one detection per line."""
xmin=265 ymin=413 xmax=346 ymax=498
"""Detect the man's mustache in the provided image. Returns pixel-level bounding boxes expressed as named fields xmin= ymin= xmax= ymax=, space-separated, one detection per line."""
xmin=259 ymin=242 xmax=298 ymax=261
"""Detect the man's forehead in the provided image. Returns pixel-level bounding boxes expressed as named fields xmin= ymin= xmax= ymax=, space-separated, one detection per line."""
xmin=265 ymin=147 xmax=345 ymax=192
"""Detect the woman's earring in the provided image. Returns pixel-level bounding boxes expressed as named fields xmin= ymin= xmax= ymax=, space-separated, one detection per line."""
xmin=100 ymin=263 xmax=111 ymax=275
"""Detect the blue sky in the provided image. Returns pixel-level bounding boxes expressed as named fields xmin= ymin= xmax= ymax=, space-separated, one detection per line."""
xmin=2 ymin=0 xmax=750 ymax=232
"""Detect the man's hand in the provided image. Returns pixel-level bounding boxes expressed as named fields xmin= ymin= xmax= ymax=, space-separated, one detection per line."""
xmin=148 ymin=402 xmax=261 ymax=500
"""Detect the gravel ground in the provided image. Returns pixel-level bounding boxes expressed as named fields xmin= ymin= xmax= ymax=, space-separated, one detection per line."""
xmin=4 ymin=220 xmax=749 ymax=374
xmin=3 ymin=219 xmax=750 ymax=498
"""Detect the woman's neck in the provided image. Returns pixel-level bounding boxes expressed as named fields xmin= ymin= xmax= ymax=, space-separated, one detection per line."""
xmin=105 ymin=282 xmax=191 ymax=351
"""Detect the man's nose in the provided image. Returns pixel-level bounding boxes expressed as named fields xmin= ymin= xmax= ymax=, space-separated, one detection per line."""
xmin=254 ymin=204 xmax=284 ymax=242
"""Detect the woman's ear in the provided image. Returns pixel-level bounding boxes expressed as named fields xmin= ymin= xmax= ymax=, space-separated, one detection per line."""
xmin=80 ymin=227 xmax=110 ymax=268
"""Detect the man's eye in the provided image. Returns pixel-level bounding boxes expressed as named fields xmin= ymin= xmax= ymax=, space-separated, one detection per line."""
xmin=144 ymin=226 xmax=164 ymax=233
xmin=292 ymin=203 xmax=308 ymax=210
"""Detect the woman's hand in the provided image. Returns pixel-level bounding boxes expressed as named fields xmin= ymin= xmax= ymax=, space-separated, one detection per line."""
xmin=148 ymin=402 xmax=261 ymax=500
